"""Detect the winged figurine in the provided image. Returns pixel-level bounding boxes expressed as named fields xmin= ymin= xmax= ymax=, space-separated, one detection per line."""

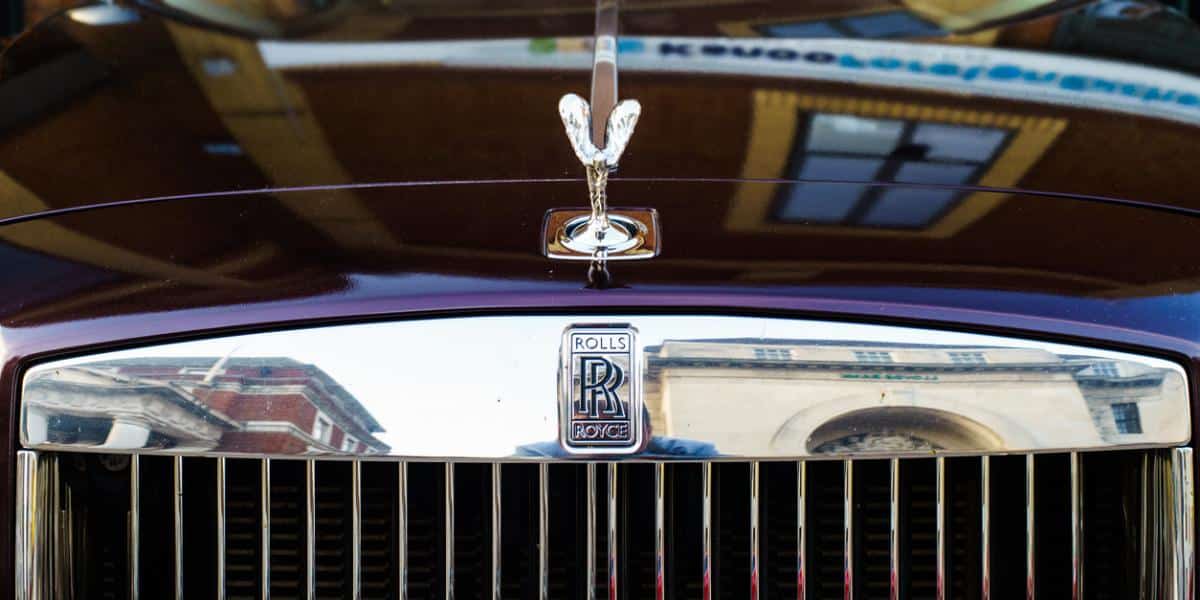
xmin=558 ymin=93 xmax=642 ymax=169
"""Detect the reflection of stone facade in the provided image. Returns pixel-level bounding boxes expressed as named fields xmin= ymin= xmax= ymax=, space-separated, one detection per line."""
xmin=644 ymin=340 xmax=1185 ymax=456
xmin=24 ymin=357 xmax=388 ymax=454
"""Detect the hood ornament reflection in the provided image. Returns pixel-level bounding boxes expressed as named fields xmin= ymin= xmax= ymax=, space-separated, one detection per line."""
xmin=542 ymin=94 xmax=660 ymax=270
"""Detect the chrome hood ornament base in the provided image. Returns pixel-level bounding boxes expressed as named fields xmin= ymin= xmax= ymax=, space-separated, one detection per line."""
xmin=542 ymin=92 xmax=659 ymax=264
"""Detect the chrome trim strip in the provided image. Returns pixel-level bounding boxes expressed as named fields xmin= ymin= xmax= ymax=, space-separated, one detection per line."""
xmin=1141 ymin=453 xmax=1151 ymax=599
xmin=445 ymin=463 xmax=455 ymax=600
xmin=586 ymin=463 xmax=598 ymax=600
xmin=15 ymin=451 xmax=48 ymax=600
xmin=936 ymin=457 xmax=947 ymax=600
xmin=21 ymin=315 xmax=1191 ymax=461
xmin=261 ymin=459 xmax=271 ymax=600
xmin=702 ymin=462 xmax=713 ymax=600
xmin=216 ymin=456 xmax=226 ymax=600
xmin=798 ymin=461 xmax=806 ymax=600
xmin=305 ymin=459 xmax=315 ymax=600
xmin=53 ymin=458 xmax=68 ymax=600
xmin=844 ymin=460 xmax=854 ymax=600
xmin=352 ymin=460 xmax=362 ymax=600
xmin=174 ymin=456 xmax=184 ymax=600
xmin=982 ymin=456 xmax=991 ymax=600
xmin=1171 ymin=448 xmax=1195 ymax=600
xmin=538 ymin=463 xmax=549 ymax=600
xmin=1071 ymin=452 xmax=1083 ymax=600
xmin=750 ymin=461 xmax=761 ymax=600
xmin=1026 ymin=454 xmax=1035 ymax=600
xmin=608 ymin=463 xmax=618 ymax=600
xmin=397 ymin=461 xmax=408 ymax=600
xmin=492 ymin=463 xmax=502 ymax=600
xmin=889 ymin=458 xmax=899 ymax=600
xmin=129 ymin=454 xmax=140 ymax=600
xmin=655 ymin=463 xmax=665 ymax=600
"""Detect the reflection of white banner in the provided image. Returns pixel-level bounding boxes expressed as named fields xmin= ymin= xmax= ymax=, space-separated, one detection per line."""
xmin=260 ymin=36 xmax=1200 ymax=125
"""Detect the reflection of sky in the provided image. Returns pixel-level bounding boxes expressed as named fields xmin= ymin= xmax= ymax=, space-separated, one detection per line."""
xmin=35 ymin=316 xmax=1181 ymax=457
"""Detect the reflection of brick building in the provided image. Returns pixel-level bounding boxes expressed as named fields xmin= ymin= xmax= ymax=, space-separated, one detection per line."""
xmin=24 ymin=357 xmax=388 ymax=454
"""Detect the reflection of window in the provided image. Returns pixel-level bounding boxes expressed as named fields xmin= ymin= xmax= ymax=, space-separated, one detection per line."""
xmin=776 ymin=114 xmax=1009 ymax=229
xmin=853 ymin=350 xmax=893 ymax=364
xmin=313 ymin=415 xmax=332 ymax=444
xmin=754 ymin=347 xmax=791 ymax=360
xmin=1093 ymin=362 xmax=1120 ymax=378
xmin=948 ymin=351 xmax=986 ymax=365
xmin=759 ymin=11 xmax=943 ymax=39
xmin=1111 ymin=403 xmax=1142 ymax=434
xmin=342 ymin=436 xmax=358 ymax=452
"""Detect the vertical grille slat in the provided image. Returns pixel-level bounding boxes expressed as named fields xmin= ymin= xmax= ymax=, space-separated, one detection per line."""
xmin=174 ymin=456 xmax=184 ymax=600
xmin=444 ymin=463 xmax=456 ymax=600
xmin=981 ymin=456 xmax=990 ymax=600
xmin=398 ymin=462 xmax=408 ymax=600
xmin=936 ymin=457 xmax=947 ymax=600
xmin=538 ymin=463 xmax=549 ymax=600
xmin=1026 ymin=455 xmax=1036 ymax=600
xmin=262 ymin=460 xmax=271 ymax=600
xmin=586 ymin=463 xmax=598 ymax=600
xmin=749 ymin=462 xmax=760 ymax=600
xmin=129 ymin=454 xmax=139 ymax=600
xmin=22 ymin=450 xmax=1194 ymax=600
xmin=1071 ymin=452 xmax=1084 ymax=600
xmin=351 ymin=461 xmax=362 ymax=600
xmin=493 ymin=463 xmax=503 ymax=600
xmin=654 ymin=463 xmax=666 ymax=600
xmin=305 ymin=459 xmax=316 ymax=600
xmin=607 ymin=463 xmax=618 ymax=600
xmin=702 ymin=462 xmax=713 ymax=600
xmin=798 ymin=461 xmax=807 ymax=600
xmin=217 ymin=457 xmax=226 ymax=600
xmin=844 ymin=460 xmax=854 ymax=600
xmin=889 ymin=459 xmax=900 ymax=600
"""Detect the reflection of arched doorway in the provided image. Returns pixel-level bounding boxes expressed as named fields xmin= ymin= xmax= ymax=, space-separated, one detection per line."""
xmin=784 ymin=407 xmax=1005 ymax=455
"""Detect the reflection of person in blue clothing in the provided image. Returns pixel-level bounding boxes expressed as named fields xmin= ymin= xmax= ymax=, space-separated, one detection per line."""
xmin=516 ymin=408 xmax=718 ymax=458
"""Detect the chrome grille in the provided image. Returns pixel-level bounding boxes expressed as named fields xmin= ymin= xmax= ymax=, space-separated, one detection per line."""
xmin=15 ymin=449 xmax=1195 ymax=599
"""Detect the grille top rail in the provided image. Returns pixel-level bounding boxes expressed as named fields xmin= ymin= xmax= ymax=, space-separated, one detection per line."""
xmin=18 ymin=315 xmax=1191 ymax=461
xmin=14 ymin=449 xmax=1196 ymax=600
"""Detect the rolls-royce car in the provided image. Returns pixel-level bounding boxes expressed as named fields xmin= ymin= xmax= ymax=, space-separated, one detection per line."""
xmin=3 ymin=0 xmax=1199 ymax=597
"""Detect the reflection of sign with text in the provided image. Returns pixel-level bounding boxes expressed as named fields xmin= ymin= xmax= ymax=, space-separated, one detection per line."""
xmin=261 ymin=36 xmax=1200 ymax=125
xmin=560 ymin=326 xmax=642 ymax=454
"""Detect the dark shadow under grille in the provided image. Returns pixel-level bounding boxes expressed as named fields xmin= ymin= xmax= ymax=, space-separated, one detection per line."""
xmin=36 ymin=449 xmax=1189 ymax=599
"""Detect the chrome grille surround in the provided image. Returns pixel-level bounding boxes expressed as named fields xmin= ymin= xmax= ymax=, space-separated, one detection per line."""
xmin=12 ymin=315 xmax=1197 ymax=598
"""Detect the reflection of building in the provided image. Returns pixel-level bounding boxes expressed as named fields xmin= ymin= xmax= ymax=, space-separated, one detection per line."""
xmin=644 ymin=340 xmax=1184 ymax=455
xmin=23 ymin=357 xmax=388 ymax=454
xmin=727 ymin=90 xmax=1066 ymax=237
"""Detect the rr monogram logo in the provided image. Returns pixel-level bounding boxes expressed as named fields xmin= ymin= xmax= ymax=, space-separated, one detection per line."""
xmin=560 ymin=326 xmax=642 ymax=453
xmin=576 ymin=356 xmax=626 ymax=419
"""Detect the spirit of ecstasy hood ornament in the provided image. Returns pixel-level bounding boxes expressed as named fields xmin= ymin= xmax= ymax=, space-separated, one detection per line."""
xmin=542 ymin=34 xmax=660 ymax=269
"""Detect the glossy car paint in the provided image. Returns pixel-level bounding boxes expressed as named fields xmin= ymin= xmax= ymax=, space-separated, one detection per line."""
xmin=4 ymin=0 xmax=1200 ymax=592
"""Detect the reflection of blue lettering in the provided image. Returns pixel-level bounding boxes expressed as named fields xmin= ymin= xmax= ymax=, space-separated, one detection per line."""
xmin=804 ymin=51 xmax=835 ymax=64
xmin=987 ymin=65 xmax=1021 ymax=80
xmin=642 ymin=40 xmax=1200 ymax=113
xmin=618 ymin=39 xmax=644 ymax=53
xmin=767 ymin=48 xmax=798 ymax=61
xmin=659 ymin=42 xmax=690 ymax=57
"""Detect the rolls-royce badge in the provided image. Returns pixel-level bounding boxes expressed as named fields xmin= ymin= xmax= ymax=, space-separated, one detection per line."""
xmin=559 ymin=324 xmax=643 ymax=454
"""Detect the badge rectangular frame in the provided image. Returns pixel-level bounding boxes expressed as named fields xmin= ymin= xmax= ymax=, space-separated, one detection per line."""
xmin=558 ymin=324 xmax=645 ymax=455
